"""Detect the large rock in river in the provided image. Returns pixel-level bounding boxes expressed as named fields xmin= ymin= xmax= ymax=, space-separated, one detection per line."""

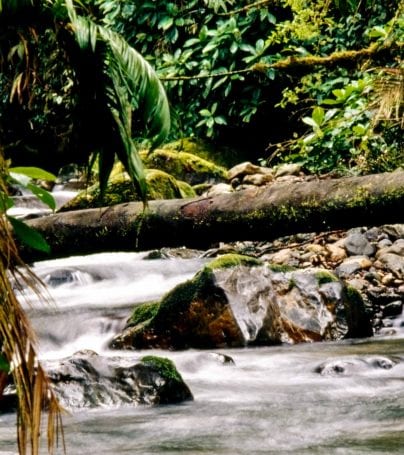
xmin=111 ymin=255 xmax=372 ymax=350
xmin=44 ymin=351 xmax=193 ymax=409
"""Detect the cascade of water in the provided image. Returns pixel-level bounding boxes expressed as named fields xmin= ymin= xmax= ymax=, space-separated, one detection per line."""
xmin=18 ymin=252 xmax=208 ymax=358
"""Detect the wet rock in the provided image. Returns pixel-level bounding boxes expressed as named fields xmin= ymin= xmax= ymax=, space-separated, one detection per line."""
xmin=113 ymin=257 xmax=371 ymax=349
xmin=382 ymin=301 xmax=403 ymax=318
xmin=45 ymin=352 xmax=193 ymax=409
xmin=315 ymin=356 xmax=398 ymax=376
xmin=344 ymin=233 xmax=376 ymax=257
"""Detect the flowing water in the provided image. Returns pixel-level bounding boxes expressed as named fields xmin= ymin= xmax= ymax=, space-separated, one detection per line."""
xmin=1 ymin=252 xmax=404 ymax=454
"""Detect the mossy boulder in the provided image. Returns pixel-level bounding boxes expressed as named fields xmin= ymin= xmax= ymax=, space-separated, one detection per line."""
xmin=177 ymin=180 xmax=196 ymax=198
xmin=45 ymin=351 xmax=192 ymax=408
xmin=111 ymin=254 xmax=261 ymax=350
xmin=60 ymin=169 xmax=184 ymax=211
xmin=161 ymin=137 xmax=246 ymax=168
xmin=111 ymin=258 xmax=373 ymax=350
xmin=142 ymin=149 xmax=228 ymax=185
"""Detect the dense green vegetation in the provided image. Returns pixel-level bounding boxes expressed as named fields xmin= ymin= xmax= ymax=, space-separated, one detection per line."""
xmin=1 ymin=0 xmax=402 ymax=178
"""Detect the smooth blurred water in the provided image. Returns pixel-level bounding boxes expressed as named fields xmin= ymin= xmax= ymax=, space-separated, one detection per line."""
xmin=1 ymin=253 xmax=404 ymax=454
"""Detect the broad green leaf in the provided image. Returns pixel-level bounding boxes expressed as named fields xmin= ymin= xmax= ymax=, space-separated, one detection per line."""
xmin=0 ymin=353 xmax=10 ymax=373
xmin=158 ymin=16 xmax=174 ymax=31
xmin=26 ymin=183 xmax=56 ymax=211
xmin=199 ymin=109 xmax=211 ymax=117
xmin=312 ymin=107 xmax=324 ymax=126
xmin=9 ymin=167 xmax=56 ymax=181
xmin=214 ymin=116 xmax=227 ymax=125
xmin=322 ymin=98 xmax=342 ymax=105
xmin=8 ymin=216 xmax=51 ymax=253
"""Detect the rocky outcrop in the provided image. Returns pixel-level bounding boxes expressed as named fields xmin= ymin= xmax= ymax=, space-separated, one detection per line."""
xmin=111 ymin=254 xmax=372 ymax=350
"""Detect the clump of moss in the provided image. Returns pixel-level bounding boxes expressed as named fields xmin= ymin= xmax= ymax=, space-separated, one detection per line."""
xmin=143 ymin=149 xmax=228 ymax=185
xmin=141 ymin=356 xmax=182 ymax=382
xmin=315 ymin=270 xmax=339 ymax=285
xmin=268 ymin=263 xmax=297 ymax=273
xmin=60 ymin=169 xmax=184 ymax=211
xmin=129 ymin=301 xmax=160 ymax=326
xmin=207 ymin=254 xmax=262 ymax=270
xmin=177 ymin=180 xmax=196 ymax=198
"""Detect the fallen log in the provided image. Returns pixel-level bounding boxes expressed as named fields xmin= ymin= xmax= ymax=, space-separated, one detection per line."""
xmin=24 ymin=170 xmax=404 ymax=260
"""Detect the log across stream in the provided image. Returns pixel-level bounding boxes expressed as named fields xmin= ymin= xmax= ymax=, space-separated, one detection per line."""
xmin=24 ymin=170 xmax=404 ymax=260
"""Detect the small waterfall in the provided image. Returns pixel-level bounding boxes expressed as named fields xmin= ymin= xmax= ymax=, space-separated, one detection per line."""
xmin=18 ymin=252 xmax=208 ymax=358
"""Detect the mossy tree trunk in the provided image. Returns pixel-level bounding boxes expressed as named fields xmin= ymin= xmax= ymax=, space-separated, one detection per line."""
xmin=23 ymin=170 xmax=404 ymax=260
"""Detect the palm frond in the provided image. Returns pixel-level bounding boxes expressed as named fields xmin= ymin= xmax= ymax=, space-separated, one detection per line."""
xmin=0 ymin=152 xmax=64 ymax=455
xmin=65 ymin=0 xmax=170 ymax=202
xmin=373 ymin=67 xmax=404 ymax=127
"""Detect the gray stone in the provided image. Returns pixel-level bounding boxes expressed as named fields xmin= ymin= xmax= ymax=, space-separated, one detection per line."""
xmin=375 ymin=252 xmax=404 ymax=278
xmin=45 ymin=352 xmax=193 ymax=409
xmin=344 ymin=233 xmax=376 ymax=256
xmin=336 ymin=256 xmax=373 ymax=277
xmin=274 ymin=163 xmax=302 ymax=177
xmin=382 ymin=224 xmax=404 ymax=240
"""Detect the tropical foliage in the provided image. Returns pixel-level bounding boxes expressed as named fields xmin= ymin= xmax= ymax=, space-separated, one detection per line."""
xmin=0 ymin=0 xmax=170 ymax=200
xmin=1 ymin=0 xmax=170 ymax=453
xmin=0 ymin=153 xmax=63 ymax=455
xmin=100 ymin=0 xmax=402 ymax=174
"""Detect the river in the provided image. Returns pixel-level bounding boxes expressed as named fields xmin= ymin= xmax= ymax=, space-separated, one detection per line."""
xmin=1 ymin=252 xmax=403 ymax=454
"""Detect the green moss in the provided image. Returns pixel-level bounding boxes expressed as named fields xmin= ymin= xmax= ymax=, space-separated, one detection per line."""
xmin=161 ymin=137 xmax=246 ymax=168
xmin=60 ymin=169 xmax=183 ymax=210
xmin=207 ymin=254 xmax=262 ymax=270
xmin=143 ymin=149 xmax=228 ymax=185
xmin=268 ymin=263 xmax=297 ymax=273
xmin=315 ymin=270 xmax=339 ymax=285
xmin=129 ymin=301 xmax=160 ymax=326
xmin=177 ymin=180 xmax=196 ymax=198
xmin=141 ymin=356 xmax=182 ymax=381
xmin=145 ymin=169 xmax=182 ymax=200
xmin=345 ymin=285 xmax=364 ymax=306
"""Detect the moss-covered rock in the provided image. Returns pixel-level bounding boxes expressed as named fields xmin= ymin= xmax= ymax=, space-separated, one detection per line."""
xmin=161 ymin=137 xmax=246 ymax=168
xmin=315 ymin=270 xmax=339 ymax=285
xmin=60 ymin=169 xmax=183 ymax=211
xmin=342 ymin=285 xmax=373 ymax=338
xmin=177 ymin=180 xmax=196 ymax=198
xmin=142 ymin=149 xmax=228 ymax=185
xmin=110 ymin=256 xmax=260 ymax=350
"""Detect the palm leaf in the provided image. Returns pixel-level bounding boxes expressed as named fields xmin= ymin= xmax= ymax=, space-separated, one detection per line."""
xmin=65 ymin=0 xmax=170 ymax=202
xmin=0 ymin=153 xmax=64 ymax=455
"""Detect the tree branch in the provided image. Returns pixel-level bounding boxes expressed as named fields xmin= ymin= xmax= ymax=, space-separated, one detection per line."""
xmin=159 ymin=42 xmax=402 ymax=82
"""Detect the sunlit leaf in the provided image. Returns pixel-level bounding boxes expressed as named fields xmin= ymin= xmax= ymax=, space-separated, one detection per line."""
xmin=9 ymin=167 xmax=56 ymax=181
xmin=26 ymin=183 xmax=56 ymax=211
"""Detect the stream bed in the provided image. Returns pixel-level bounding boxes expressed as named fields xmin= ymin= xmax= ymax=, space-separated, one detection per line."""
xmin=1 ymin=252 xmax=404 ymax=454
